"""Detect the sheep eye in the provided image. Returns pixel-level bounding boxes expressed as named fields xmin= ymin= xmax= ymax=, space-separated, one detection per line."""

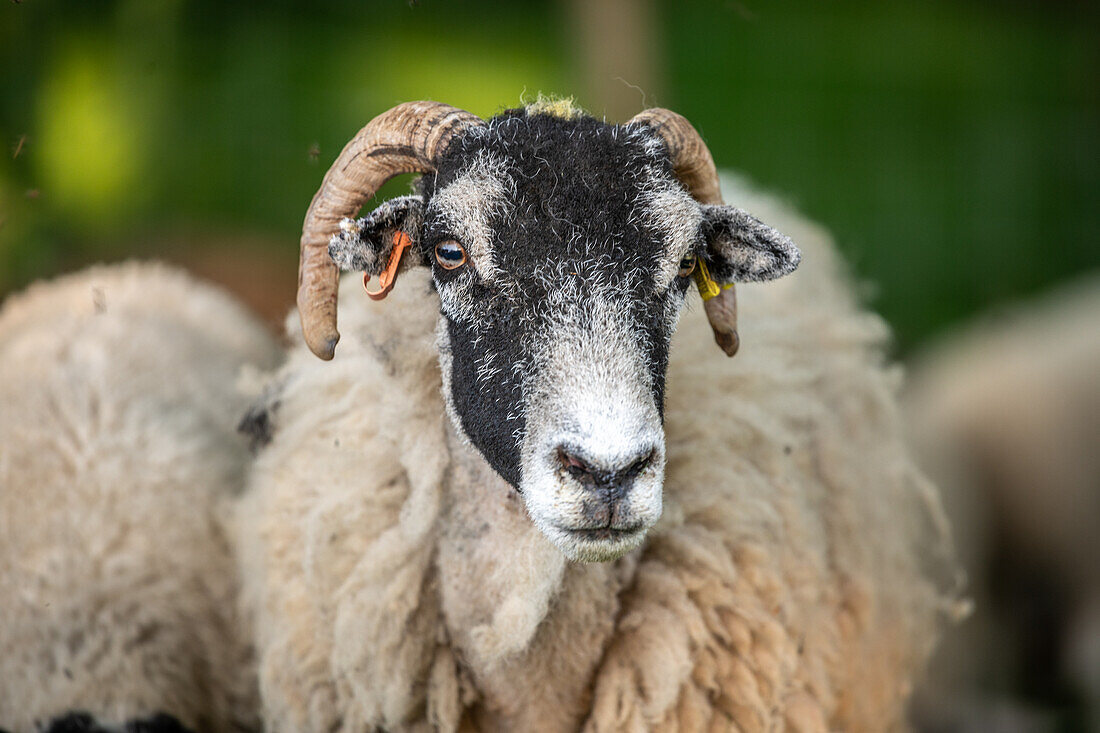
xmin=434 ymin=240 xmax=467 ymax=270
xmin=677 ymin=254 xmax=697 ymax=278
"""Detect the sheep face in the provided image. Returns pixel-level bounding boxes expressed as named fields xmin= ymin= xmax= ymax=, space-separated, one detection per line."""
xmin=330 ymin=109 xmax=800 ymax=562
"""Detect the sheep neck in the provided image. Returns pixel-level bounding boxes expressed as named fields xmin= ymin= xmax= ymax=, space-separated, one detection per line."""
xmin=436 ymin=422 xmax=641 ymax=732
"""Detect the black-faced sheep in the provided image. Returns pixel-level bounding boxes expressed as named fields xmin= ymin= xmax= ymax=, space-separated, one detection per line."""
xmin=0 ymin=263 xmax=279 ymax=733
xmin=238 ymin=101 xmax=963 ymax=731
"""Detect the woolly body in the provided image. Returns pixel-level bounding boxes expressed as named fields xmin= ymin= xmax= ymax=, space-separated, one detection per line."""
xmin=240 ymin=175 xmax=958 ymax=731
xmin=0 ymin=263 xmax=279 ymax=732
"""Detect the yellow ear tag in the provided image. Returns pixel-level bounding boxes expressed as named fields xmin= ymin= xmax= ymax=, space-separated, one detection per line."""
xmin=692 ymin=258 xmax=732 ymax=302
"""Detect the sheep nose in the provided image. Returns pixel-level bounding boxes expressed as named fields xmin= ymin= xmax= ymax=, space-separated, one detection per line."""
xmin=556 ymin=445 xmax=657 ymax=501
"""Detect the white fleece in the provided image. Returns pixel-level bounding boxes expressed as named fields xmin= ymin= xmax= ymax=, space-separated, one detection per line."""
xmin=0 ymin=262 xmax=280 ymax=732
xmin=238 ymin=175 xmax=962 ymax=732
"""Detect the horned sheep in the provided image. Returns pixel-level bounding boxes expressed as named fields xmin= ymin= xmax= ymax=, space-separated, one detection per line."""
xmin=0 ymin=263 xmax=279 ymax=732
xmin=238 ymin=100 xmax=963 ymax=731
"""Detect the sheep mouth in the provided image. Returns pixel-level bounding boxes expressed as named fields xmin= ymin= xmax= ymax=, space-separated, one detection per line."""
xmin=539 ymin=517 xmax=653 ymax=562
xmin=557 ymin=523 xmax=646 ymax=543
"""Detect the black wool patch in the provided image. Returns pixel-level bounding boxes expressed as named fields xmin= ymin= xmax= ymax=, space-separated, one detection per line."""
xmin=238 ymin=400 xmax=276 ymax=452
xmin=237 ymin=380 xmax=285 ymax=453
xmin=427 ymin=109 xmax=677 ymax=283
xmin=120 ymin=714 xmax=194 ymax=733
xmin=42 ymin=712 xmax=195 ymax=733
xmin=444 ymin=316 xmax=526 ymax=487
xmin=42 ymin=711 xmax=99 ymax=733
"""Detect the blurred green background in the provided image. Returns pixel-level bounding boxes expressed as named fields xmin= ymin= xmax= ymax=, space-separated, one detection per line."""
xmin=1 ymin=0 xmax=1097 ymax=352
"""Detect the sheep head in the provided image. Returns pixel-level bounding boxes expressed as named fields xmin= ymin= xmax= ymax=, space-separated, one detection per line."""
xmin=300 ymin=101 xmax=800 ymax=562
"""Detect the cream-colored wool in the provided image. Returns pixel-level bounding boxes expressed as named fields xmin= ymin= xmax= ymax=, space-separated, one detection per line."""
xmin=239 ymin=176 xmax=961 ymax=732
xmin=0 ymin=263 xmax=280 ymax=732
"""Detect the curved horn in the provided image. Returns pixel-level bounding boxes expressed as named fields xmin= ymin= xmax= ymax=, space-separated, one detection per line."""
xmin=628 ymin=108 xmax=739 ymax=356
xmin=628 ymin=108 xmax=722 ymax=205
xmin=299 ymin=101 xmax=483 ymax=360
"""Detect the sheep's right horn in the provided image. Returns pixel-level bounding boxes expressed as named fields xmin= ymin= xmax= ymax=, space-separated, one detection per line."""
xmin=628 ymin=108 xmax=722 ymax=206
xmin=628 ymin=108 xmax=739 ymax=357
xmin=298 ymin=101 xmax=483 ymax=360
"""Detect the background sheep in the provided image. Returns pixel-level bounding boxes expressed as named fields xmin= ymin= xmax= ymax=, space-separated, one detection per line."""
xmin=0 ymin=263 xmax=280 ymax=732
xmin=906 ymin=277 xmax=1100 ymax=732
xmin=238 ymin=98 xmax=963 ymax=730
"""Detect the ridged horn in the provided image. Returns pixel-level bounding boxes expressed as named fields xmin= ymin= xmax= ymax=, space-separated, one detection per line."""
xmin=628 ymin=108 xmax=739 ymax=356
xmin=298 ymin=101 xmax=483 ymax=360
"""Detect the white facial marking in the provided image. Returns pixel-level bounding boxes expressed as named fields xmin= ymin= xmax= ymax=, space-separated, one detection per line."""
xmin=638 ymin=166 xmax=703 ymax=290
xmin=431 ymin=150 xmax=514 ymax=283
xmin=519 ymin=293 xmax=666 ymax=562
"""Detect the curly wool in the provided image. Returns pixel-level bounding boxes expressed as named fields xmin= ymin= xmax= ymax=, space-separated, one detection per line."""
xmin=238 ymin=175 xmax=961 ymax=732
xmin=0 ymin=263 xmax=280 ymax=732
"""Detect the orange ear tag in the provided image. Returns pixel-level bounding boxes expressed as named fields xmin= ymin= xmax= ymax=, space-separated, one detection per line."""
xmin=363 ymin=231 xmax=413 ymax=301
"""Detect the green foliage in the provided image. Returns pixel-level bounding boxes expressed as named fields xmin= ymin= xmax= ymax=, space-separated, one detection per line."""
xmin=662 ymin=0 xmax=1100 ymax=349
xmin=1 ymin=0 xmax=1096 ymax=352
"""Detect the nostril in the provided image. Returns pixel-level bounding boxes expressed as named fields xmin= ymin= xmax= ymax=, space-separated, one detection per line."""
xmin=556 ymin=445 xmax=658 ymax=487
xmin=625 ymin=448 xmax=656 ymax=478
xmin=558 ymin=447 xmax=591 ymax=478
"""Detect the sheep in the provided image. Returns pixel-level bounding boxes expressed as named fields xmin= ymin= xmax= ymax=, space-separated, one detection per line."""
xmin=905 ymin=277 xmax=1100 ymax=731
xmin=237 ymin=100 xmax=963 ymax=731
xmin=0 ymin=263 xmax=280 ymax=733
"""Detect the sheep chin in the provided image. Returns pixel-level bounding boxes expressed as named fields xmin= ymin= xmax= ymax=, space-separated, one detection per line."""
xmin=520 ymin=470 xmax=664 ymax=563
xmin=544 ymin=523 xmax=652 ymax=564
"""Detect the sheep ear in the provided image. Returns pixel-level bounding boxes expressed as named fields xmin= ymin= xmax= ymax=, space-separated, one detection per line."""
xmin=701 ymin=204 xmax=801 ymax=283
xmin=328 ymin=195 xmax=425 ymax=276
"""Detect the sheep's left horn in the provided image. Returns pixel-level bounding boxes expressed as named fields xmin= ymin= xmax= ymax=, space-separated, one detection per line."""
xmin=628 ymin=108 xmax=739 ymax=357
xmin=299 ymin=101 xmax=483 ymax=360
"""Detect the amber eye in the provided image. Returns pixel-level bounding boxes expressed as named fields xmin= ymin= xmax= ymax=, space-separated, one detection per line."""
xmin=434 ymin=240 xmax=467 ymax=270
xmin=677 ymin=254 xmax=697 ymax=278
